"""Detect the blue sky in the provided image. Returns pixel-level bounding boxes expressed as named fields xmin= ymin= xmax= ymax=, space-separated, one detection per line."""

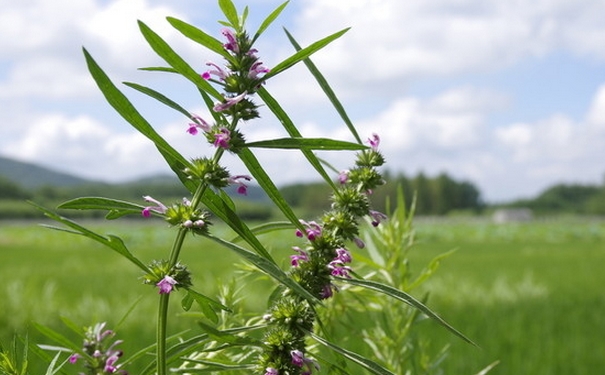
xmin=1 ymin=0 xmax=605 ymax=203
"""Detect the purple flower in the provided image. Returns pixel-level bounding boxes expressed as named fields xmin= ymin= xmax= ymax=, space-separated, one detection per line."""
xmin=338 ymin=170 xmax=349 ymax=184
xmin=320 ymin=283 xmax=337 ymax=299
xmin=290 ymin=247 xmax=309 ymax=267
xmin=213 ymin=127 xmax=231 ymax=148
xmin=369 ymin=210 xmax=388 ymax=227
xmin=265 ymin=367 xmax=279 ymax=375
xmin=367 ymin=133 xmax=380 ymax=150
xmin=228 ymin=174 xmax=252 ymax=195
xmin=295 ymin=220 xmax=322 ymax=241
xmin=68 ymin=353 xmax=81 ymax=364
xmin=187 ymin=114 xmax=211 ymax=135
xmin=221 ymin=28 xmax=239 ymax=53
xmin=334 ymin=247 xmax=352 ymax=263
xmin=291 ymin=350 xmax=305 ymax=367
xmin=213 ymin=91 xmax=247 ymax=112
xmin=353 ymin=237 xmax=365 ymax=249
xmin=156 ymin=275 xmax=177 ymax=294
xmin=248 ymin=60 xmax=270 ymax=79
xmin=328 ymin=261 xmax=352 ymax=278
xmin=202 ymin=62 xmax=230 ymax=81
xmin=142 ymin=196 xmax=167 ymax=217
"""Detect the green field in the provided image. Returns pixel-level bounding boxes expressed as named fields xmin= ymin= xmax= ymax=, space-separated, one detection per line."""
xmin=1 ymin=217 xmax=604 ymax=374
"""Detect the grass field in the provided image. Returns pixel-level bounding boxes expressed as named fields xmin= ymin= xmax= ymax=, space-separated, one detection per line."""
xmin=1 ymin=217 xmax=604 ymax=374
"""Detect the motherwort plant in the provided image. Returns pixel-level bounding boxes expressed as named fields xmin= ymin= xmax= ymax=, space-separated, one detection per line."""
xmin=31 ymin=1 xmax=474 ymax=374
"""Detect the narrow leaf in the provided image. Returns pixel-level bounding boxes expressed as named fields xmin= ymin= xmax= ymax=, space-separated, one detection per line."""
xmin=167 ymin=17 xmax=232 ymax=61
xmin=309 ymin=331 xmax=394 ymax=375
xmin=238 ymin=148 xmax=301 ymax=227
xmin=230 ymin=221 xmax=293 ymax=243
xmin=83 ymin=48 xmax=196 ymax=191
xmin=264 ymin=28 xmax=349 ymax=79
xmin=200 ymin=188 xmax=275 ymax=262
xmin=284 ymin=28 xmax=362 ymax=143
xmin=340 ymin=277 xmax=477 ymax=346
xmin=33 ymin=324 xmax=81 ymax=354
xmin=253 ymin=1 xmax=289 ymax=43
xmin=245 ymin=137 xmax=367 ymax=150
xmin=123 ymin=82 xmax=192 ymax=118
xmin=218 ymin=0 xmax=240 ymax=30
xmin=58 ymin=197 xmax=143 ymax=216
xmin=137 ymin=21 xmax=223 ymax=100
xmin=257 ymin=87 xmax=336 ymax=189
xmin=30 ymin=202 xmax=150 ymax=273
xmin=205 ymin=234 xmax=319 ymax=304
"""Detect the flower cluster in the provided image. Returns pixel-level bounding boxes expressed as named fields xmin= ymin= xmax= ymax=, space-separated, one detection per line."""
xmin=143 ymin=260 xmax=192 ymax=295
xmin=258 ymin=134 xmax=387 ymax=374
xmin=68 ymin=322 xmax=127 ymax=374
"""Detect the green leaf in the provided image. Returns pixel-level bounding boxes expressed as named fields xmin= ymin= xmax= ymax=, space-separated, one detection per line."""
xmin=82 ymin=48 xmax=196 ymax=192
xmin=257 ymin=87 xmax=336 ymax=190
xmin=181 ymin=289 xmax=231 ymax=324
xmin=238 ymin=148 xmax=301 ymax=228
xmin=173 ymin=360 xmax=255 ymax=373
xmin=230 ymin=221 xmax=293 ymax=242
xmin=219 ymin=0 xmax=240 ymax=30
xmin=58 ymin=197 xmax=143 ymax=218
xmin=308 ymin=331 xmax=394 ymax=375
xmin=33 ymin=323 xmax=81 ymax=355
xmin=244 ymin=137 xmax=367 ymax=151
xmin=137 ymin=21 xmax=223 ymax=100
xmin=340 ymin=277 xmax=477 ymax=346
xmin=252 ymin=1 xmax=289 ymax=43
xmin=123 ymin=81 xmax=192 ymax=118
xmin=166 ymin=17 xmax=232 ymax=61
xmin=205 ymin=234 xmax=319 ymax=304
xmin=284 ymin=28 xmax=362 ymax=143
xmin=197 ymin=321 xmax=260 ymax=346
xmin=264 ymin=27 xmax=350 ymax=79
xmin=30 ymin=202 xmax=150 ymax=273
xmin=200 ymin=188 xmax=274 ymax=262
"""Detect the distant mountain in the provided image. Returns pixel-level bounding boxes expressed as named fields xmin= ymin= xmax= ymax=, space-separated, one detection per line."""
xmin=0 ymin=155 xmax=96 ymax=189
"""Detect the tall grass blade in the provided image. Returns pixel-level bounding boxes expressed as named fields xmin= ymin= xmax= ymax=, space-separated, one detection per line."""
xmin=340 ymin=277 xmax=477 ymax=346
xmin=284 ymin=29 xmax=362 ymax=144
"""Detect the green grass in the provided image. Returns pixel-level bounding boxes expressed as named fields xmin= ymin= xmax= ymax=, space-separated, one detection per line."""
xmin=1 ymin=217 xmax=604 ymax=374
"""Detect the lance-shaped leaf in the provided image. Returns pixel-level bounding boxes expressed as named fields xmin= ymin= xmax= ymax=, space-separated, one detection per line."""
xmin=58 ymin=197 xmax=144 ymax=220
xmin=230 ymin=221 xmax=293 ymax=243
xmin=167 ymin=17 xmax=232 ymax=61
xmin=83 ymin=48 xmax=197 ymax=193
xmin=124 ymin=82 xmax=192 ymax=119
xmin=264 ymin=27 xmax=349 ymax=79
xmin=257 ymin=87 xmax=336 ymax=190
xmin=237 ymin=148 xmax=301 ymax=228
xmin=200 ymin=187 xmax=274 ymax=262
xmin=181 ymin=289 xmax=231 ymax=325
xmin=205 ymin=234 xmax=319 ymax=304
xmin=308 ymin=331 xmax=394 ymax=375
xmin=284 ymin=28 xmax=362 ymax=144
xmin=252 ymin=1 xmax=289 ymax=43
xmin=244 ymin=137 xmax=367 ymax=151
xmin=137 ymin=21 xmax=223 ymax=100
xmin=339 ymin=277 xmax=477 ymax=346
xmin=30 ymin=202 xmax=150 ymax=273
xmin=219 ymin=0 xmax=240 ymax=30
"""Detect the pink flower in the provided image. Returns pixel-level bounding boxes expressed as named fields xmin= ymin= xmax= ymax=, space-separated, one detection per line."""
xmin=264 ymin=368 xmax=279 ymax=375
xmin=156 ymin=275 xmax=177 ymax=294
xmin=369 ymin=210 xmax=388 ymax=227
xmin=221 ymin=28 xmax=239 ymax=53
xmin=142 ymin=196 xmax=167 ymax=217
xmin=213 ymin=128 xmax=231 ymax=148
xmin=68 ymin=353 xmax=81 ymax=364
xmin=338 ymin=170 xmax=349 ymax=184
xmin=187 ymin=114 xmax=211 ymax=135
xmin=295 ymin=220 xmax=322 ymax=241
xmin=248 ymin=60 xmax=270 ymax=79
xmin=228 ymin=174 xmax=252 ymax=195
xmin=202 ymin=62 xmax=229 ymax=81
xmin=367 ymin=133 xmax=380 ymax=150
xmin=290 ymin=247 xmax=309 ymax=267
xmin=213 ymin=91 xmax=247 ymax=112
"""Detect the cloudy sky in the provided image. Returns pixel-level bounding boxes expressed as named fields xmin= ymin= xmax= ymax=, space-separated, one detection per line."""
xmin=2 ymin=0 xmax=605 ymax=203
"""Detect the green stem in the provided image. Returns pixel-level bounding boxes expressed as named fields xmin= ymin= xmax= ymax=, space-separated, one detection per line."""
xmin=157 ymin=293 xmax=170 ymax=375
